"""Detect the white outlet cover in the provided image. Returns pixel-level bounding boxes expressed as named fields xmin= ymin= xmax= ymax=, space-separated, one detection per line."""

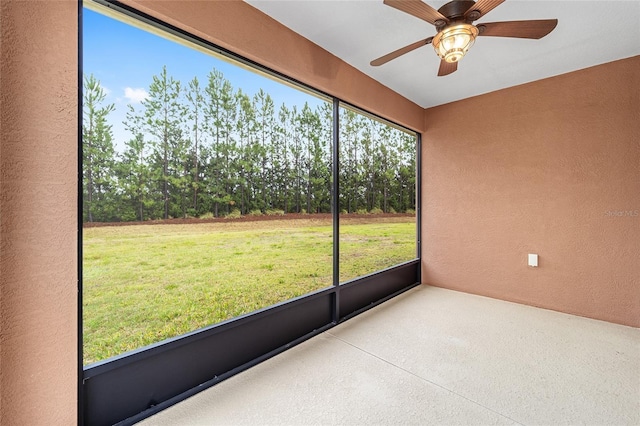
xmin=528 ymin=254 xmax=538 ymax=267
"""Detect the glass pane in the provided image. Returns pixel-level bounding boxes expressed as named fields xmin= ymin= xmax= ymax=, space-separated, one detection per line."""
xmin=338 ymin=106 xmax=417 ymax=283
xmin=82 ymin=7 xmax=332 ymax=364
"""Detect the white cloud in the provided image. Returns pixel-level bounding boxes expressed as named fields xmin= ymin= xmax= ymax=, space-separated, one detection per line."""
xmin=123 ymin=87 xmax=149 ymax=104
xmin=100 ymin=84 xmax=112 ymax=96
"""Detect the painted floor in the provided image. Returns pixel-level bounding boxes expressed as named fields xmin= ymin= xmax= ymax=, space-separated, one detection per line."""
xmin=140 ymin=285 xmax=640 ymax=425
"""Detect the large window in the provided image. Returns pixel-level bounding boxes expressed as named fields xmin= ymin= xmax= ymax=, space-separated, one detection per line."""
xmin=82 ymin=4 xmax=417 ymax=366
xmin=338 ymin=106 xmax=418 ymax=283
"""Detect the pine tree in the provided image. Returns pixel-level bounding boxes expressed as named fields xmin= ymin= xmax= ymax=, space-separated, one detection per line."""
xmin=235 ymin=89 xmax=257 ymax=214
xmin=141 ymin=66 xmax=188 ymax=219
xmin=339 ymin=108 xmax=364 ymax=213
xmin=205 ymin=69 xmax=238 ymax=216
xmin=274 ymin=103 xmax=292 ymax=212
xmin=118 ymin=128 xmax=152 ymax=221
xmin=186 ymin=76 xmax=205 ymax=215
xmin=317 ymin=102 xmax=334 ymax=214
xmin=253 ymin=89 xmax=275 ymax=211
xmin=290 ymin=106 xmax=304 ymax=213
xmin=83 ymin=74 xmax=116 ymax=222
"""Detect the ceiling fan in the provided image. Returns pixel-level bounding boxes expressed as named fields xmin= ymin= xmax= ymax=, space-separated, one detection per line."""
xmin=371 ymin=0 xmax=558 ymax=76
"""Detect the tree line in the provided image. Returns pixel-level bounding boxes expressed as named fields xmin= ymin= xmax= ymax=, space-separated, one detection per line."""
xmin=82 ymin=67 xmax=416 ymax=223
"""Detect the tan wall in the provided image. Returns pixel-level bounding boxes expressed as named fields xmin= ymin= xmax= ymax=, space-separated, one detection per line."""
xmin=0 ymin=0 xmax=78 ymax=424
xmin=119 ymin=0 xmax=425 ymax=133
xmin=422 ymin=56 xmax=640 ymax=327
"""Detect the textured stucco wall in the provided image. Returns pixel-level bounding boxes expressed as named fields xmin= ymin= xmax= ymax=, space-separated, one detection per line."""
xmin=0 ymin=0 xmax=78 ymax=423
xmin=118 ymin=0 xmax=425 ymax=133
xmin=422 ymin=56 xmax=640 ymax=327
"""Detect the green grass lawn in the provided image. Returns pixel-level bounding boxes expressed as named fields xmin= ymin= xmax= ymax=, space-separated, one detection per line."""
xmin=83 ymin=216 xmax=416 ymax=364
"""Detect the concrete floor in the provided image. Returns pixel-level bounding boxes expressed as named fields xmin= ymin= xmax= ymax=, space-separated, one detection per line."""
xmin=141 ymin=285 xmax=640 ymax=425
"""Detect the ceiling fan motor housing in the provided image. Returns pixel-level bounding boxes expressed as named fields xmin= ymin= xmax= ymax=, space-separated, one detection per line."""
xmin=438 ymin=0 xmax=477 ymax=22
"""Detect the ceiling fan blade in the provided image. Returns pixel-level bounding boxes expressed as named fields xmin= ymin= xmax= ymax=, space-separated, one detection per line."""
xmin=384 ymin=0 xmax=448 ymax=26
xmin=437 ymin=60 xmax=457 ymax=76
xmin=478 ymin=19 xmax=558 ymax=39
xmin=464 ymin=0 xmax=505 ymax=20
xmin=371 ymin=37 xmax=434 ymax=66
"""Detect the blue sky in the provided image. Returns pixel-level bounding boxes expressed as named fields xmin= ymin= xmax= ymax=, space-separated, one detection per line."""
xmin=83 ymin=7 xmax=327 ymax=151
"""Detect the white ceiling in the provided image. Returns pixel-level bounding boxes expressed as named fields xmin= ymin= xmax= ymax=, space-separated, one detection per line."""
xmin=244 ymin=0 xmax=640 ymax=108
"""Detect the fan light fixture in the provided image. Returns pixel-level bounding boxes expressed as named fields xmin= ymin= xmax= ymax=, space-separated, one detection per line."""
xmin=432 ymin=23 xmax=479 ymax=63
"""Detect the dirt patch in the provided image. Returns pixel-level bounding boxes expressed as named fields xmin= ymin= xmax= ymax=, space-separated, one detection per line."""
xmin=83 ymin=213 xmax=415 ymax=228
